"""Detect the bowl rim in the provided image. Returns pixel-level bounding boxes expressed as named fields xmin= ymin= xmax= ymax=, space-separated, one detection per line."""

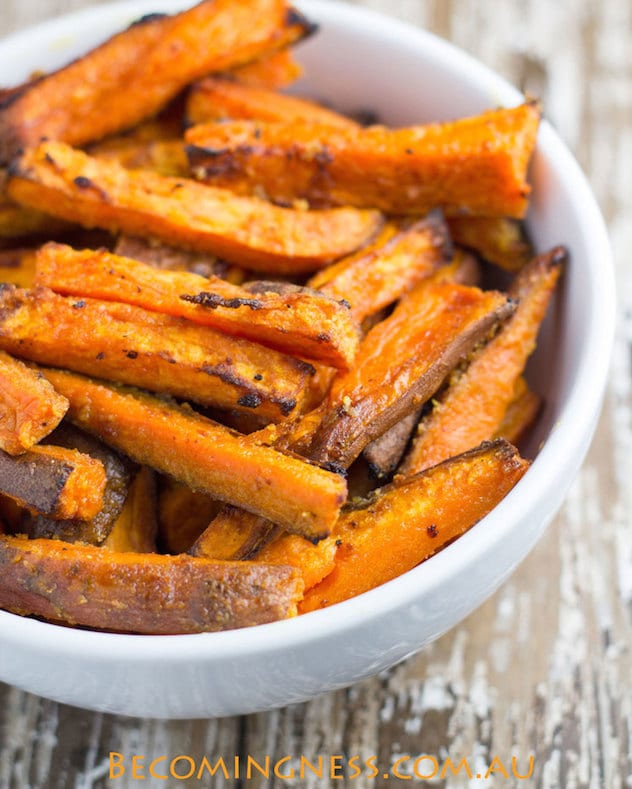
xmin=0 ymin=0 xmax=615 ymax=663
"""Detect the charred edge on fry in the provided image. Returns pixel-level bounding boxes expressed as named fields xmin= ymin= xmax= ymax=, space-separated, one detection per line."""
xmin=179 ymin=292 xmax=264 ymax=311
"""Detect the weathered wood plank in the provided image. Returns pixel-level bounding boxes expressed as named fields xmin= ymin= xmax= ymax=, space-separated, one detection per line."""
xmin=0 ymin=2 xmax=630 ymax=788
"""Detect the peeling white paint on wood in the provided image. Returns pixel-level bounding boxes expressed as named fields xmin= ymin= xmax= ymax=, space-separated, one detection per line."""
xmin=1 ymin=1 xmax=631 ymax=787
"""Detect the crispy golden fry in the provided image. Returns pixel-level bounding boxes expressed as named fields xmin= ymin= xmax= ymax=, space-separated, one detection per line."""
xmin=400 ymin=247 xmax=564 ymax=475
xmin=38 ymin=368 xmax=347 ymax=541
xmin=186 ymin=77 xmax=357 ymax=127
xmin=0 ymin=535 xmax=303 ymax=633
xmin=36 ymin=244 xmax=360 ymax=369
xmin=0 ymin=285 xmax=314 ymax=421
xmin=301 ymin=440 xmax=530 ymax=611
xmin=227 ymin=49 xmax=303 ymax=89
xmin=185 ymin=103 xmax=540 ymax=217
xmin=0 ymin=443 xmax=106 ymax=521
xmin=0 ymin=0 xmax=315 ymax=162
xmin=308 ymin=213 xmax=451 ymax=323
xmin=494 ymin=377 xmax=542 ymax=446
xmin=0 ymin=350 xmax=68 ymax=454
xmin=7 ymin=142 xmax=383 ymax=274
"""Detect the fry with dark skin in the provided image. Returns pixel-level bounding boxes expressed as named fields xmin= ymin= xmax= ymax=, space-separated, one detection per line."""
xmin=36 ymin=368 xmax=347 ymax=541
xmin=22 ymin=422 xmax=134 ymax=545
xmin=185 ymin=103 xmax=540 ymax=217
xmin=0 ymin=350 xmax=68 ymax=454
xmin=400 ymin=247 xmax=564 ymax=475
xmin=0 ymin=443 xmax=106 ymax=521
xmin=307 ymin=280 xmax=515 ymax=467
xmin=0 ymin=535 xmax=303 ymax=633
xmin=35 ymin=244 xmax=360 ymax=370
xmin=0 ymin=285 xmax=313 ymax=421
xmin=186 ymin=77 xmax=358 ymax=127
xmin=7 ymin=142 xmax=383 ymax=274
xmin=0 ymin=0 xmax=315 ymax=163
xmin=300 ymin=440 xmax=530 ymax=611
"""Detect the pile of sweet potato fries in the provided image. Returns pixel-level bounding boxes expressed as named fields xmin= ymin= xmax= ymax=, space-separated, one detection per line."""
xmin=0 ymin=0 xmax=563 ymax=634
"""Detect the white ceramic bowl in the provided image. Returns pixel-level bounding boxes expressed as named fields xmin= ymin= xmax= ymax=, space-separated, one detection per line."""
xmin=0 ymin=0 xmax=614 ymax=719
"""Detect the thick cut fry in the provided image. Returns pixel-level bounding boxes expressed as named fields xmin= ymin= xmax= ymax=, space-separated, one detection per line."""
xmin=301 ymin=440 xmax=530 ymax=611
xmin=103 ymin=467 xmax=157 ymax=553
xmin=0 ymin=443 xmax=106 ymax=521
xmin=37 ymin=368 xmax=347 ymax=540
xmin=158 ymin=478 xmax=221 ymax=555
xmin=494 ymin=377 xmax=542 ymax=446
xmin=308 ymin=213 xmax=451 ymax=323
xmin=0 ymin=0 xmax=315 ymax=162
xmin=308 ymin=281 xmax=515 ymax=467
xmin=228 ymin=49 xmax=302 ymax=89
xmin=23 ymin=423 xmax=134 ymax=545
xmin=448 ymin=216 xmax=533 ymax=271
xmin=0 ymin=285 xmax=313 ymax=421
xmin=400 ymin=247 xmax=564 ymax=475
xmin=0 ymin=351 xmax=68 ymax=454
xmin=185 ymin=104 xmax=540 ymax=217
xmin=186 ymin=78 xmax=357 ymax=127
xmin=114 ymin=235 xmax=243 ymax=282
xmin=0 ymin=248 xmax=37 ymax=288
xmin=7 ymin=142 xmax=382 ymax=273
xmin=0 ymin=535 xmax=303 ymax=633
xmin=36 ymin=244 xmax=360 ymax=369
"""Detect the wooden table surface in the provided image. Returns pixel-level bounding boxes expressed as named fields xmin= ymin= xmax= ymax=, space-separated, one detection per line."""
xmin=0 ymin=1 xmax=630 ymax=787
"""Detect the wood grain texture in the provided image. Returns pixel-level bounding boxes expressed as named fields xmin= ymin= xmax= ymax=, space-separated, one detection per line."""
xmin=1 ymin=1 xmax=630 ymax=787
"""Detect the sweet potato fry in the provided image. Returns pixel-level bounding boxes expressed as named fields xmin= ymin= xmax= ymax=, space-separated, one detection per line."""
xmin=23 ymin=423 xmax=134 ymax=545
xmin=35 ymin=244 xmax=360 ymax=369
xmin=0 ymin=350 xmax=68 ymax=454
xmin=0 ymin=170 xmax=71 ymax=239
xmin=400 ymin=247 xmax=564 ymax=475
xmin=7 ymin=142 xmax=382 ymax=273
xmin=494 ymin=377 xmax=542 ymax=445
xmin=227 ymin=49 xmax=302 ymax=89
xmin=448 ymin=216 xmax=533 ymax=271
xmin=0 ymin=285 xmax=313 ymax=421
xmin=256 ymin=530 xmax=337 ymax=591
xmin=0 ymin=0 xmax=315 ymax=162
xmin=190 ymin=508 xmax=276 ymax=560
xmin=37 ymin=368 xmax=347 ymax=540
xmin=186 ymin=77 xmax=357 ymax=127
xmin=185 ymin=103 xmax=540 ymax=217
xmin=0 ymin=535 xmax=303 ymax=633
xmin=90 ymin=139 xmax=189 ymax=178
xmin=0 ymin=248 xmax=37 ymax=288
xmin=0 ymin=443 xmax=106 ymax=521
xmin=158 ymin=478 xmax=221 ymax=555
xmin=308 ymin=213 xmax=451 ymax=323
xmin=300 ymin=440 xmax=530 ymax=611
xmin=362 ymin=408 xmax=422 ymax=482
xmin=307 ymin=281 xmax=515 ymax=467
xmin=103 ymin=467 xmax=157 ymax=553
xmin=114 ymin=235 xmax=243 ymax=282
